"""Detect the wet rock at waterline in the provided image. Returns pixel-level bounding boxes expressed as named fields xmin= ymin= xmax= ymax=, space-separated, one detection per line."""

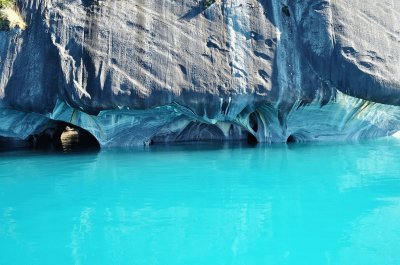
xmin=1 ymin=0 xmax=400 ymax=147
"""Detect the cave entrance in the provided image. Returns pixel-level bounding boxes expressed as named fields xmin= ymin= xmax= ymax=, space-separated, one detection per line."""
xmin=286 ymin=135 xmax=297 ymax=144
xmin=29 ymin=121 xmax=100 ymax=152
xmin=247 ymin=112 xmax=259 ymax=145
xmin=246 ymin=132 xmax=258 ymax=145
xmin=60 ymin=123 xmax=100 ymax=152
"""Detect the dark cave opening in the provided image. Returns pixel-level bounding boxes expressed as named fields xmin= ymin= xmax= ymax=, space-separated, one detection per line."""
xmin=60 ymin=123 xmax=100 ymax=151
xmin=286 ymin=135 xmax=297 ymax=144
xmin=249 ymin=113 xmax=258 ymax=133
xmin=282 ymin=5 xmax=290 ymax=17
xmin=247 ymin=132 xmax=258 ymax=145
xmin=28 ymin=121 xmax=100 ymax=152
xmin=247 ymin=113 xmax=259 ymax=145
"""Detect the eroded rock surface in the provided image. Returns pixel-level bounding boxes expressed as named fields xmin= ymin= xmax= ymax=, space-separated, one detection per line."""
xmin=1 ymin=0 xmax=400 ymax=147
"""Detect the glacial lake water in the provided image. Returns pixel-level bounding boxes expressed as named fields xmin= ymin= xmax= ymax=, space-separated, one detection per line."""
xmin=1 ymin=139 xmax=400 ymax=265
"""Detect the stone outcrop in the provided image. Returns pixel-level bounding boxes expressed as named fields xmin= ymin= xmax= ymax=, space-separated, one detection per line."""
xmin=1 ymin=0 xmax=400 ymax=147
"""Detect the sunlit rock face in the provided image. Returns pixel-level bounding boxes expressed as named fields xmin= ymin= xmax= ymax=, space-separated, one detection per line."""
xmin=1 ymin=0 xmax=400 ymax=147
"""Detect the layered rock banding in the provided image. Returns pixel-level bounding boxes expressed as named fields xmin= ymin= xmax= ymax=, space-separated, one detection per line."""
xmin=1 ymin=0 xmax=400 ymax=147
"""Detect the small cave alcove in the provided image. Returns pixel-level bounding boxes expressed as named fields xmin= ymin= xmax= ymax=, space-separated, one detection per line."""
xmin=29 ymin=121 xmax=100 ymax=152
xmin=246 ymin=132 xmax=258 ymax=145
xmin=247 ymin=113 xmax=259 ymax=145
xmin=286 ymin=134 xmax=297 ymax=144
xmin=282 ymin=5 xmax=290 ymax=17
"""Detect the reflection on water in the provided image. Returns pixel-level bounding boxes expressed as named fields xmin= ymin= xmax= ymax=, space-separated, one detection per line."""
xmin=0 ymin=138 xmax=400 ymax=264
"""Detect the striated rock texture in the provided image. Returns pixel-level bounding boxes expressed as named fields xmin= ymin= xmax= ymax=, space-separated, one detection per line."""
xmin=1 ymin=0 xmax=400 ymax=147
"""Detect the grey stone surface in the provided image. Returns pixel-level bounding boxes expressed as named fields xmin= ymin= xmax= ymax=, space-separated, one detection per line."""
xmin=1 ymin=0 xmax=400 ymax=147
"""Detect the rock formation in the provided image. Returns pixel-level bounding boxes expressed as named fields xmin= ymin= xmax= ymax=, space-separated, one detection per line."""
xmin=1 ymin=0 xmax=400 ymax=147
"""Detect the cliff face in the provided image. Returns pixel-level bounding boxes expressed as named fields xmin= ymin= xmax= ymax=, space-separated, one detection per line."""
xmin=1 ymin=0 xmax=400 ymax=147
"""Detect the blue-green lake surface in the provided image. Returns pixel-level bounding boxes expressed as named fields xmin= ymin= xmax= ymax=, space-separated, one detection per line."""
xmin=1 ymin=139 xmax=400 ymax=265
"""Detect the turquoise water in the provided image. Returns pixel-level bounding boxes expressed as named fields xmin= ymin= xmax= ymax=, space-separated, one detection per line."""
xmin=1 ymin=139 xmax=400 ymax=265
